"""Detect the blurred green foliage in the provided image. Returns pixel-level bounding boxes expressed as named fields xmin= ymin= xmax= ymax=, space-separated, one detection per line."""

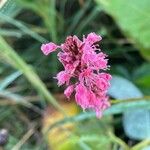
xmin=96 ymin=0 xmax=150 ymax=60
xmin=0 ymin=0 xmax=150 ymax=150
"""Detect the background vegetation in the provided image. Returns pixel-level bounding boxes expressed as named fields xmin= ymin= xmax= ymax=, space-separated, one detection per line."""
xmin=0 ymin=0 xmax=150 ymax=150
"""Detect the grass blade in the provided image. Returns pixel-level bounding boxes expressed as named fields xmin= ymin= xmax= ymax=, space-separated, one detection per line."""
xmin=0 ymin=90 xmax=43 ymax=114
xmin=66 ymin=0 xmax=91 ymax=35
xmin=0 ymin=0 xmax=20 ymax=17
xmin=0 ymin=12 xmax=47 ymax=43
xmin=0 ymin=71 xmax=22 ymax=90
xmin=0 ymin=36 xmax=65 ymax=115
xmin=76 ymin=6 xmax=101 ymax=34
xmin=0 ymin=28 xmax=23 ymax=37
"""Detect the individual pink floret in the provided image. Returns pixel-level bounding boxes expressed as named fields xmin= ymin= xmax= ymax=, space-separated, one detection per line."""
xmin=41 ymin=42 xmax=58 ymax=55
xmin=41 ymin=32 xmax=112 ymax=118
xmin=64 ymin=85 xmax=74 ymax=99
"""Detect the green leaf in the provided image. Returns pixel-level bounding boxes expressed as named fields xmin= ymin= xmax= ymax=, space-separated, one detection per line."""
xmin=0 ymin=0 xmax=21 ymax=17
xmin=0 ymin=12 xmax=47 ymax=43
xmin=0 ymin=71 xmax=22 ymax=90
xmin=0 ymin=28 xmax=23 ymax=37
xmin=133 ymin=63 xmax=150 ymax=87
xmin=95 ymin=0 xmax=150 ymax=60
xmin=108 ymin=76 xmax=150 ymax=139
xmin=66 ymin=0 xmax=91 ymax=35
xmin=16 ymin=0 xmax=58 ymax=42
xmin=76 ymin=6 xmax=101 ymax=34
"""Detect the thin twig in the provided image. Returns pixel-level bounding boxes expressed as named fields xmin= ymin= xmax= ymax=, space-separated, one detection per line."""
xmin=11 ymin=125 xmax=36 ymax=150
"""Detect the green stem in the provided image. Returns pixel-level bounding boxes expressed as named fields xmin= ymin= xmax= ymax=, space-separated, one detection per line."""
xmin=111 ymin=96 xmax=150 ymax=104
xmin=108 ymin=131 xmax=130 ymax=150
xmin=131 ymin=139 xmax=150 ymax=150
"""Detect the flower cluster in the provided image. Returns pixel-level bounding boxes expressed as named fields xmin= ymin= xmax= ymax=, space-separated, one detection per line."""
xmin=41 ymin=33 xmax=112 ymax=117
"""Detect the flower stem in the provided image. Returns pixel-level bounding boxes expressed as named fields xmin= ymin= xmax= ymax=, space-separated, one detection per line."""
xmin=131 ymin=139 xmax=150 ymax=150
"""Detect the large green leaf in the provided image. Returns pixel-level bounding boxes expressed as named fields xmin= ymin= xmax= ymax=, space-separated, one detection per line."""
xmin=108 ymin=76 xmax=150 ymax=140
xmin=95 ymin=0 xmax=150 ymax=60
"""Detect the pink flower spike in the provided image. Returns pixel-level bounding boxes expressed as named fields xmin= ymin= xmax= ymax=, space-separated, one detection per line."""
xmin=64 ymin=85 xmax=74 ymax=99
xmin=41 ymin=32 xmax=112 ymax=118
xmin=41 ymin=42 xmax=58 ymax=55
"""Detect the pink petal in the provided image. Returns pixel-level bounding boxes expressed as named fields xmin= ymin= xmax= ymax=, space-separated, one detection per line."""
xmin=75 ymin=84 xmax=89 ymax=109
xmin=99 ymin=73 xmax=112 ymax=81
xmin=41 ymin=42 xmax=58 ymax=55
xmin=85 ymin=32 xmax=102 ymax=44
xmin=56 ymin=71 xmax=70 ymax=86
xmin=95 ymin=108 xmax=102 ymax=118
xmin=64 ymin=85 xmax=74 ymax=99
